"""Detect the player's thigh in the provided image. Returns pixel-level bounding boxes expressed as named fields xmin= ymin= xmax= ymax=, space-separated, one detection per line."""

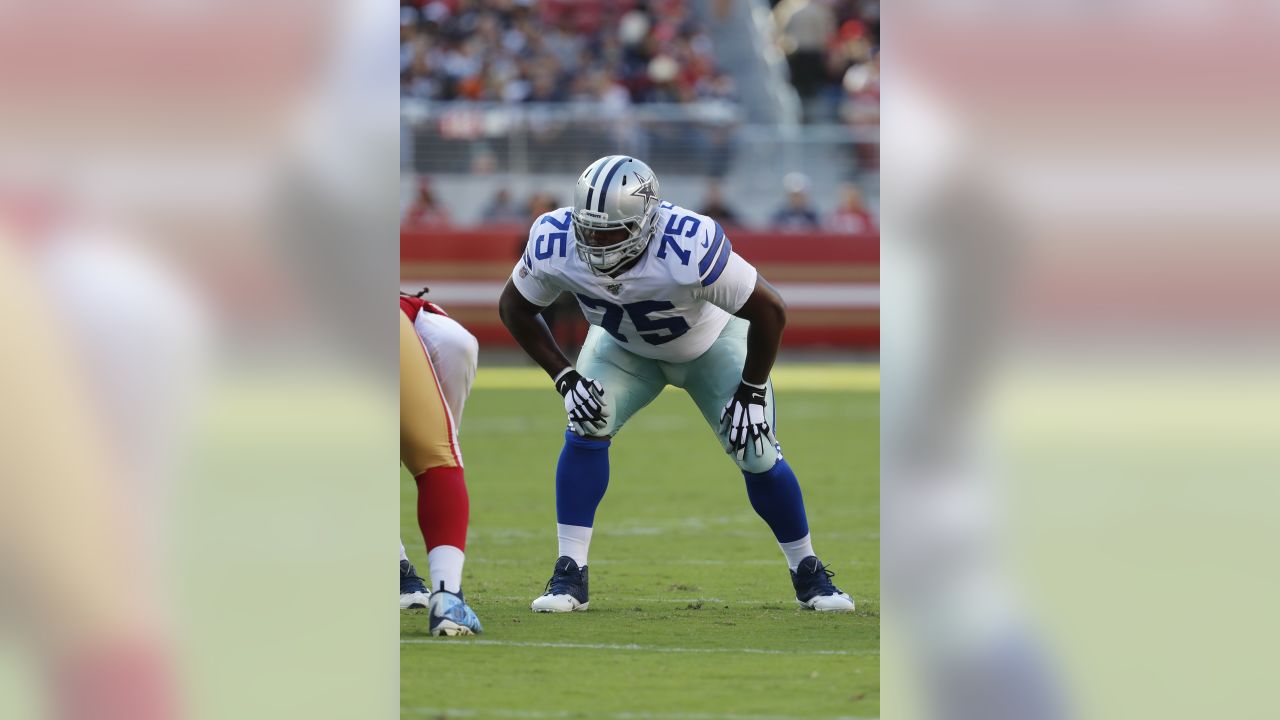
xmin=575 ymin=325 xmax=665 ymax=437
xmin=414 ymin=311 xmax=479 ymax=423
xmin=682 ymin=319 xmax=780 ymax=473
xmin=400 ymin=311 xmax=461 ymax=473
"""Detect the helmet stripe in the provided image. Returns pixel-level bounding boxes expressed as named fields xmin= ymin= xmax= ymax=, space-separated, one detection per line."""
xmin=595 ymin=156 xmax=633 ymax=212
xmin=583 ymin=157 xmax=612 ymax=212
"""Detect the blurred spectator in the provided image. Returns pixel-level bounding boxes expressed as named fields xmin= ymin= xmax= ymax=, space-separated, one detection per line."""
xmin=841 ymin=48 xmax=879 ymax=127
xmin=826 ymin=183 xmax=876 ymax=234
xmin=697 ymin=180 xmax=742 ymax=227
xmin=770 ymin=172 xmax=821 ymax=231
xmin=403 ymin=177 xmax=450 ymax=228
xmin=482 ymin=187 xmax=527 ymax=223
xmin=526 ymin=192 xmax=562 ymax=220
xmin=841 ymin=48 xmax=879 ymax=170
xmin=771 ymin=0 xmax=879 ymax=123
xmin=774 ymin=0 xmax=835 ymax=100
xmin=400 ymin=0 xmax=733 ymax=108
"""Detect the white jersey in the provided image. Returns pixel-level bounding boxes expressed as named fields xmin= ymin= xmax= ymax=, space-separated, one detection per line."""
xmin=511 ymin=202 xmax=758 ymax=363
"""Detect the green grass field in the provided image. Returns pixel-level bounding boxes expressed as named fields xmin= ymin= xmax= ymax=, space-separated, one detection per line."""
xmin=401 ymin=364 xmax=879 ymax=720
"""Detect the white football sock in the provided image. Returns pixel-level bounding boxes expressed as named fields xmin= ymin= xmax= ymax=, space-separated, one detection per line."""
xmin=779 ymin=533 xmax=815 ymax=571
xmin=556 ymin=523 xmax=593 ymax=568
xmin=400 ymin=541 xmax=408 ymax=564
xmin=427 ymin=545 xmax=465 ymax=593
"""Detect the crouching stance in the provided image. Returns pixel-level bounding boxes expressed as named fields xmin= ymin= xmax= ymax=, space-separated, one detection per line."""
xmin=498 ymin=156 xmax=854 ymax=613
xmin=400 ymin=298 xmax=483 ymax=635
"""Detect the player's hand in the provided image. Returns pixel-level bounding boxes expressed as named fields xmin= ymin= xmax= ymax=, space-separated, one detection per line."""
xmin=720 ymin=380 xmax=772 ymax=460
xmin=555 ymin=368 xmax=610 ymax=436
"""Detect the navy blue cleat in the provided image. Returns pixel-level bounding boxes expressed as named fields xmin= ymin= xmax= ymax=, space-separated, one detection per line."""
xmin=791 ymin=556 xmax=855 ymax=612
xmin=530 ymin=556 xmax=589 ymax=612
xmin=428 ymin=585 xmax=483 ymax=636
xmin=400 ymin=559 xmax=430 ymax=610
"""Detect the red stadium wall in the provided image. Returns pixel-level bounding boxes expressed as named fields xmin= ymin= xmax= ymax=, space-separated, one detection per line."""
xmin=401 ymin=226 xmax=879 ymax=350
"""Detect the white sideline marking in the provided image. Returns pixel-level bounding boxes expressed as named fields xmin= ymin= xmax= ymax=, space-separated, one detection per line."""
xmin=399 ymin=639 xmax=873 ymax=656
xmin=467 ymin=557 xmax=873 ymax=567
xmin=479 ymin=595 xmax=798 ymax=606
xmin=402 ymin=708 xmax=877 ymax=720
xmin=467 ymin=557 xmax=782 ymax=566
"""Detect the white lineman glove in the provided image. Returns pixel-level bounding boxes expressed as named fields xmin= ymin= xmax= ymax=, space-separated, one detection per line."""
xmin=554 ymin=368 xmax=610 ymax=436
xmin=720 ymin=379 xmax=772 ymax=460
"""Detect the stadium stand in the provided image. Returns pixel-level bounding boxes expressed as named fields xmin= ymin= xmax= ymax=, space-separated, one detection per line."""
xmin=399 ymin=0 xmax=878 ymax=231
xmin=401 ymin=0 xmax=734 ymax=106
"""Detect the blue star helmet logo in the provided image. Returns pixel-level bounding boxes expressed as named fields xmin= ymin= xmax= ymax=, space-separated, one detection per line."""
xmin=630 ymin=174 xmax=658 ymax=211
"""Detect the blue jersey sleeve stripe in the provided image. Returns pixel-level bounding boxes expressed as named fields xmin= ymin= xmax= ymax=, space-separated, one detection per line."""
xmin=523 ymin=250 xmax=532 ymax=269
xmin=700 ymin=237 xmax=732 ymax=286
xmin=698 ymin=222 xmax=726 ymax=274
xmin=596 ymin=157 xmax=632 ymax=211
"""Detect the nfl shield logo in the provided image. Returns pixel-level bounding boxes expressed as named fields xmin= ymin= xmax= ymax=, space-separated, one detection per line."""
xmin=606 ymin=283 xmax=623 ymax=295
xmin=518 ymin=266 xmax=529 ymax=278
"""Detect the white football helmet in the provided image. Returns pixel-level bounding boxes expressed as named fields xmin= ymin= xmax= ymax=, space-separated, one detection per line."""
xmin=571 ymin=155 xmax=661 ymax=274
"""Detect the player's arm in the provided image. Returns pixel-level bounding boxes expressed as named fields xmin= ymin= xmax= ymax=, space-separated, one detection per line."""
xmin=497 ymin=278 xmax=572 ymax=378
xmin=691 ymin=221 xmax=783 ymax=458
xmin=690 ymin=223 xmax=785 ymax=384
xmin=498 ymin=279 xmax=610 ymax=435
xmin=733 ymin=275 xmax=787 ymax=385
xmin=719 ymin=274 xmax=788 ymax=459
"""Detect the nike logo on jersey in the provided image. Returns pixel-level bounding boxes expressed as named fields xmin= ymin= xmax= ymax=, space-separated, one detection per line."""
xmin=701 ymin=238 xmax=710 ymax=248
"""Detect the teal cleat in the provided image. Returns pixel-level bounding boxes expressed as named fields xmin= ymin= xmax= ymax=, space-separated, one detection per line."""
xmin=428 ymin=586 xmax=483 ymax=636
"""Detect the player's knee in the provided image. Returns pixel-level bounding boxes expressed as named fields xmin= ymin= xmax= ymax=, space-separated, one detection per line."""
xmin=572 ymin=421 xmax=615 ymax=440
xmin=402 ymin=439 xmax=460 ymax=476
xmin=401 ymin=420 xmax=461 ymax=474
xmin=733 ymin=447 xmax=779 ymax=475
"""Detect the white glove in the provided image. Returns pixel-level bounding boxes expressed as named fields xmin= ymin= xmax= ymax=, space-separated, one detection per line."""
xmin=720 ymin=379 xmax=773 ymax=460
xmin=554 ymin=368 xmax=610 ymax=436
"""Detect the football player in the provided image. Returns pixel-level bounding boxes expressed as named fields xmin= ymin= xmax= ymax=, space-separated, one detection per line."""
xmin=400 ymin=294 xmax=483 ymax=635
xmin=498 ymin=156 xmax=855 ymax=613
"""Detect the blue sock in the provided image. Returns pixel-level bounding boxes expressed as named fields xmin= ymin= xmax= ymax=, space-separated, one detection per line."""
xmin=743 ymin=458 xmax=810 ymax=544
xmin=555 ymin=430 xmax=611 ymax=527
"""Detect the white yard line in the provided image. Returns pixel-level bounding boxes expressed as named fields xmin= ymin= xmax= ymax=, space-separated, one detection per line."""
xmin=466 ymin=528 xmax=876 ymax=542
xmin=401 ymin=708 xmax=877 ymax=720
xmin=418 ymin=594 xmax=874 ymax=609
xmin=476 ymin=595 xmax=795 ymax=605
xmin=465 ymin=557 xmax=779 ymax=565
xmin=466 ymin=557 xmax=872 ymax=567
xmin=398 ymin=639 xmax=875 ymax=656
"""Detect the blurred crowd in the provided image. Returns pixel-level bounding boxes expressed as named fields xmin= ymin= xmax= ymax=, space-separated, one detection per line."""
xmin=401 ymin=0 xmax=735 ymax=106
xmin=403 ymin=177 xmax=564 ymax=228
xmin=772 ymin=0 xmax=879 ymax=125
xmin=403 ymin=174 xmax=876 ymax=235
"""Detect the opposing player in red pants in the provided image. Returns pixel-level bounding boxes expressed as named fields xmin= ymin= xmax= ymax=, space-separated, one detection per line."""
xmin=400 ymin=295 xmax=482 ymax=636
